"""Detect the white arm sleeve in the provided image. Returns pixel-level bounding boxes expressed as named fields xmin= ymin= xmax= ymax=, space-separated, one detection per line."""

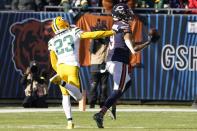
xmin=125 ymin=39 xmax=136 ymax=54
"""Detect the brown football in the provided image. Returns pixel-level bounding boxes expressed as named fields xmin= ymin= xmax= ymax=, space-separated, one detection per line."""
xmin=148 ymin=28 xmax=160 ymax=43
xmin=149 ymin=28 xmax=159 ymax=36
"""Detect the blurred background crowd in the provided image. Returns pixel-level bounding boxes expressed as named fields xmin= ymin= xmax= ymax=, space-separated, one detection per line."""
xmin=0 ymin=0 xmax=196 ymax=14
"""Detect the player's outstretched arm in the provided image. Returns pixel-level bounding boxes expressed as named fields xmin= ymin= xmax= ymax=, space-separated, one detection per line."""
xmin=124 ymin=28 xmax=160 ymax=54
xmin=124 ymin=33 xmax=152 ymax=53
xmin=132 ymin=41 xmax=151 ymax=52
xmin=80 ymin=30 xmax=115 ymax=39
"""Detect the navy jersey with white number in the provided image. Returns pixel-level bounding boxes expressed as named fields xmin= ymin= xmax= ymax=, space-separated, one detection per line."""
xmin=107 ymin=21 xmax=131 ymax=64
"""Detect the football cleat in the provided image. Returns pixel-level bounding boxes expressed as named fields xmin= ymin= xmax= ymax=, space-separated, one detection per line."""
xmin=93 ymin=113 xmax=104 ymax=128
xmin=50 ymin=74 xmax=62 ymax=85
xmin=66 ymin=122 xmax=74 ymax=129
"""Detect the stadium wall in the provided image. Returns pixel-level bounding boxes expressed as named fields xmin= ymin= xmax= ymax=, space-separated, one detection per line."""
xmin=0 ymin=12 xmax=196 ymax=101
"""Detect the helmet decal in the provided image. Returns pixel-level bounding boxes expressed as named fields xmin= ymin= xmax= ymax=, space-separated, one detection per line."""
xmin=112 ymin=3 xmax=134 ymax=22
xmin=52 ymin=18 xmax=59 ymax=32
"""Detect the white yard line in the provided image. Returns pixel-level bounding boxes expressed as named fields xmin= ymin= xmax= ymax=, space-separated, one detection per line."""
xmin=0 ymin=125 xmax=145 ymax=129
xmin=0 ymin=108 xmax=197 ymax=113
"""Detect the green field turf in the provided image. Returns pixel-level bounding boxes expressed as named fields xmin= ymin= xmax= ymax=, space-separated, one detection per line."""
xmin=0 ymin=106 xmax=197 ymax=131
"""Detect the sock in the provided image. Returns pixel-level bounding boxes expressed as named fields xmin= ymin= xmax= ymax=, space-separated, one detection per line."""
xmin=100 ymin=90 xmax=122 ymax=116
xmin=100 ymin=106 xmax=108 ymax=116
xmin=62 ymin=95 xmax=72 ymax=121
xmin=61 ymin=81 xmax=82 ymax=101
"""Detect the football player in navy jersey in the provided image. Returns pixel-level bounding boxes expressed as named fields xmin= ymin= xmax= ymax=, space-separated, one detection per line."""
xmin=93 ymin=3 xmax=160 ymax=128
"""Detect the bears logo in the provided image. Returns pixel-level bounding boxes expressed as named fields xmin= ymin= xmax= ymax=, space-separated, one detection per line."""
xmin=10 ymin=18 xmax=55 ymax=76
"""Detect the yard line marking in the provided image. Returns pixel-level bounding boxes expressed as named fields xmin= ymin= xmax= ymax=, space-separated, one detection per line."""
xmin=1 ymin=108 xmax=197 ymax=113
xmin=0 ymin=125 xmax=145 ymax=129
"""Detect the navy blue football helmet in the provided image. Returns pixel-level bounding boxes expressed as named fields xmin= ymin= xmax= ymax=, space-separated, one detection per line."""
xmin=112 ymin=3 xmax=134 ymax=22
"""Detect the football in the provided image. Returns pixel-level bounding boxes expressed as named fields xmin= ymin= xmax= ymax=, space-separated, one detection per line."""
xmin=148 ymin=28 xmax=160 ymax=43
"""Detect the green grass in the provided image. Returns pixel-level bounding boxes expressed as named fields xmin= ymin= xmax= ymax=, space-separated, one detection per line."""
xmin=0 ymin=106 xmax=197 ymax=131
